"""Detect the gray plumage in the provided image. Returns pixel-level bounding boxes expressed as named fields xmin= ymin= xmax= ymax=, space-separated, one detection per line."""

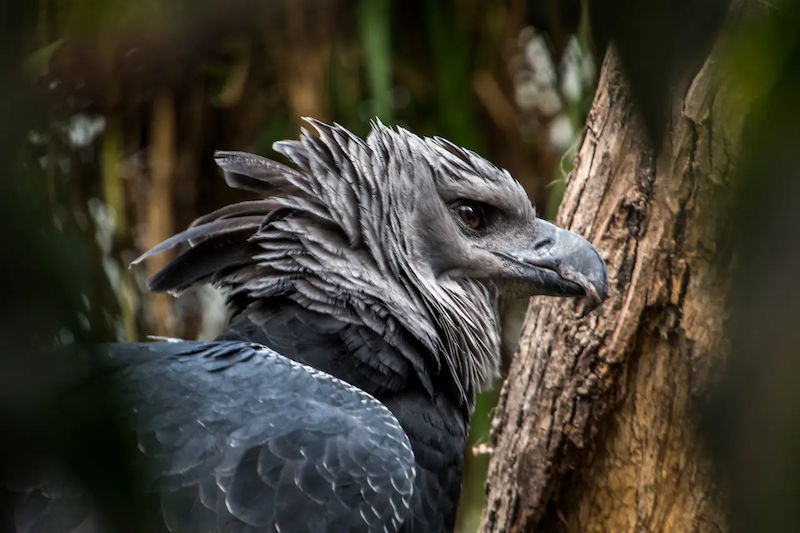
xmin=13 ymin=341 xmax=415 ymax=533
xmin=11 ymin=118 xmax=608 ymax=533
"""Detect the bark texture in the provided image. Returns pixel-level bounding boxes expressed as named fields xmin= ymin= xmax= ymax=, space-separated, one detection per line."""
xmin=480 ymin=47 xmax=741 ymax=532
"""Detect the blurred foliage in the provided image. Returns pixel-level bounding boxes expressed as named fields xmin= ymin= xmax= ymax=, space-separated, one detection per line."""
xmin=588 ymin=0 xmax=732 ymax=145
xmin=702 ymin=2 xmax=800 ymax=533
xmin=0 ymin=2 xmax=146 ymax=530
xmin=358 ymin=0 xmax=392 ymax=121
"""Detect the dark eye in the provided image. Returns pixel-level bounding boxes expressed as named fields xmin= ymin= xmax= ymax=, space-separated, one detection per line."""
xmin=456 ymin=202 xmax=483 ymax=230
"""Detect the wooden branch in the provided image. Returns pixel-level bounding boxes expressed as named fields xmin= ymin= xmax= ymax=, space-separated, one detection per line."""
xmin=480 ymin=46 xmax=740 ymax=532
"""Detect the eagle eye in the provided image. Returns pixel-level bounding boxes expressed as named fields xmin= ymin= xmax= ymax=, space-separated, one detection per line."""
xmin=455 ymin=201 xmax=484 ymax=230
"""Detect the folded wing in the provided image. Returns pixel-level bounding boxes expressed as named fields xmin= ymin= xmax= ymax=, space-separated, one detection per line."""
xmin=13 ymin=341 xmax=416 ymax=533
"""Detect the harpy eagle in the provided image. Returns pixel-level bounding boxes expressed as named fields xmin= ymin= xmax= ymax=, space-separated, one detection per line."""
xmin=11 ymin=119 xmax=607 ymax=533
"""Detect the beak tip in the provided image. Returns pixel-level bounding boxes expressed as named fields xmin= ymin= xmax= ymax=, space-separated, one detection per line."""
xmin=577 ymin=276 xmax=607 ymax=319
xmin=570 ymin=246 xmax=608 ymax=318
xmin=577 ymin=302 xmax=594 ymax=319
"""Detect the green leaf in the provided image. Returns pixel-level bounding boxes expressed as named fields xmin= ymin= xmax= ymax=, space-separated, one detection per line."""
xmin=358 ymin=0 xmax=392 ymax=122
xmin=25 ymin=39 xmax=63 ymax=78
xmin=423 ymin=0 xmax=483 ymax=153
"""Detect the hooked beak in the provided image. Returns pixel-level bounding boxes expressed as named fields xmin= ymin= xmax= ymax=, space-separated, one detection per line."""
xmin=493 ymin=220 xmax=609 ymax=316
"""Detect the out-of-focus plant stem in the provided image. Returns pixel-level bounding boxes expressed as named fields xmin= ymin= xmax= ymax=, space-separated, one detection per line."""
xmin=358 ymin=0 xmax=391 ymax=122
xmin=101 ymin=114 xmax=138 ymax=341
xmin=147 ymin=88 xmax=176 ymax=337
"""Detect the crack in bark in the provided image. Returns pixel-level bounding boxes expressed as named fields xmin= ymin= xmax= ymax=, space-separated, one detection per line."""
xmin=481 ymin=45 xmax=737 ymax=533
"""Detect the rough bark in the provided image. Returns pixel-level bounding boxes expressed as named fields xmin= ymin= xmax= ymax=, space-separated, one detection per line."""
xmin=480 ymin=45 xmax=741 ymax=532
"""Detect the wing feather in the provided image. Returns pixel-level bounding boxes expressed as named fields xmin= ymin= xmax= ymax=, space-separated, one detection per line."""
xmin=11 ymin=341 xmax=416 ymax=533
xmin=147 ymin=235 xmax=257 ymax=295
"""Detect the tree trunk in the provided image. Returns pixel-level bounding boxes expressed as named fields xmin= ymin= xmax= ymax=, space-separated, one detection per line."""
xmin=480 ymin=44 xmax=742 ymax=532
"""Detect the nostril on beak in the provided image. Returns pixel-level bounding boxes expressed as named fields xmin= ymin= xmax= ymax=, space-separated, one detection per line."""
xmin=533 ymin=238 xmax=553 ymax=252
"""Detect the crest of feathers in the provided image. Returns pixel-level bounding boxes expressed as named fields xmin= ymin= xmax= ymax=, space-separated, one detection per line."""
xmin=133 ymin=118 xmax=504 ymax=407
